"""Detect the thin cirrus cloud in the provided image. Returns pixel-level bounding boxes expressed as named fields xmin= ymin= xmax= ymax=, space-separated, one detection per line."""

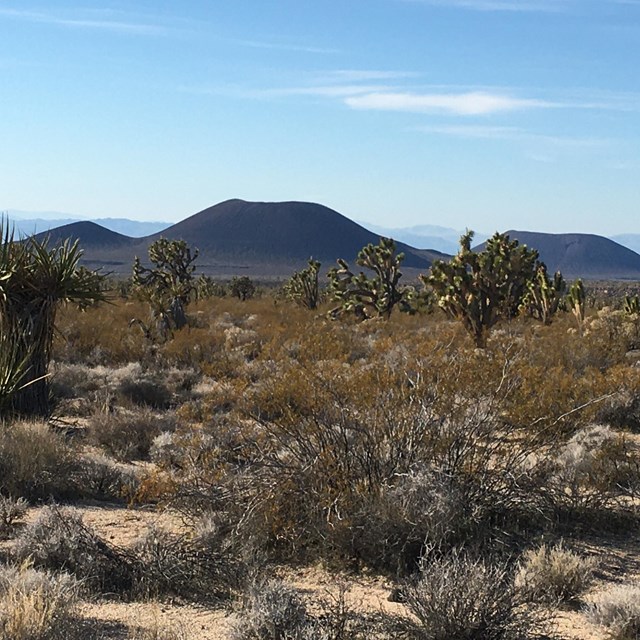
xmin=0 ymin=7 xmax=169 ymax=35
xmin=402 ymin=0 xmax=640 ymax=12
xmin=345 ymin=91 xmax=556 ymax=115
xmin=416 ymin=124 xmax=607 ymax=146
xmin=229 ymin=38 xmax=341 ymax=54
xmin=402 ymin=0 xmax=573 ymax=11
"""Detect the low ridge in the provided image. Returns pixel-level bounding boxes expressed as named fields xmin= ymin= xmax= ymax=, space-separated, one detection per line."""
xmin=34 ymin=221 xmax=135 ymax=249
xmin=494 ymin=230 xmax=640 ymax=280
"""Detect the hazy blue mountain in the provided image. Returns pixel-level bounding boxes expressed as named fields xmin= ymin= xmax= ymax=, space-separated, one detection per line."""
xmin=611 ymin=234 xmax=640 ymax=255
xmin=357 ymin=220 xmax=488 ymax=253
xmin=3 ymin=211 xmax=170 ymax=238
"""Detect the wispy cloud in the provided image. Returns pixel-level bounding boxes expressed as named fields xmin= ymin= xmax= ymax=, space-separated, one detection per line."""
xmin=320 ymin=69 xmax=421 ymax=82
xmin=0 ymin=8 xmax=168 ymax=35
xmin=401 ymin=0 xmax=572 ymax=12
xmin=345 ymin=91 xmax=555 ymax=115
xmin=416 ymin=124 xmax=608 ymax=147
xmin=402 ymin=0 xmax=640 ymax=12
xmin=229 ymin=38 xmax=340 ymax=54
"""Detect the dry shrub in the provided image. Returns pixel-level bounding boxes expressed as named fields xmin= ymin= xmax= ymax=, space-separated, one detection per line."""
xmin=52 ymin=361 xmax=198 ymax=414
xmin=546 ymin=424 xmax=640 ymax=513
xmin=232 ymin=578 xmax=395 ymax=640
xmin=401 ymin=550 xmax=549 ymax=640
xmin=0 ymin=421 xmax=81 ymax=501
xmin=132 ymin=526 xmax=239 ymax=602
xmin=162 ymin=342 xmax=557 ymax=569
xmin=54 ymin=299 xmax=149 ymax=365
xmin=598 ymin=389 xmax=640 ymax=433
xmin=0 ymin=496 xmax=27 ymax=538
xmin=231 ymin=578 xmax=313 ymax=640
xmin=348 ymin=467 xmax=483 ymax=573
xmin=515 ymin=543 xmax=595 ymax=604
xmin=75 ymin=451 xmax=140 ymax=501
xmin=87 ymin=408 xmax=177 ymax=462
xmin=585 ymin=583 xmax=640 ymax=640
xmin=12 ymin=506 xmax=137 ymax=595
xmin=0 ymin=562 xmax=80 ymax=640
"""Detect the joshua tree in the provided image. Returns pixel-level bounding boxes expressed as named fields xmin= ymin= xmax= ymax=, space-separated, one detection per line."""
xmin=229 ymin=276 xmax=256 ymax=301
xmin=283 ymin=259 xmax=321 ymax=310
xmin=623 ymin=294 xmax=640 ymax=316
xmin=520 ymin=265 xmax=566 ymax=325
xmin=424 ymin=231 xmax=540 ymax=348
xmin=566 ymin=279 xmax=586 ymax=335
xmin=328 ymin=237 xmax=408 ymax=320
xmin=0 ymin=223 xmax=105 ymax=416
xmin=132 ymin=238 xmax=198 ymax=335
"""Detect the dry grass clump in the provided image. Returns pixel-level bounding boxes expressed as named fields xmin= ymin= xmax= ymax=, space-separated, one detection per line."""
xmin=87 ymin=408 xmax=178 ymax=462
xmin=585 ymin=583 xmax=640 ymax=639
xmin=401 ymin=550 xmax=549 ymax=640
xmin=231 ymin=578 xmax=313 ymax=640
xmin=0 ymin=421 xmax=81 ymax=501
xmin=75 ymin=451 xmax=140 ymax=501
xmin=0 ymin=562 xmax=80 ymax=640
xmin=515 ymin=543 xmax=595 ymax=604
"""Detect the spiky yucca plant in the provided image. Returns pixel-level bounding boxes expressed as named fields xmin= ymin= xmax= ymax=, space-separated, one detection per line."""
xmin=0 ymin=222 xmax=106 ymax=416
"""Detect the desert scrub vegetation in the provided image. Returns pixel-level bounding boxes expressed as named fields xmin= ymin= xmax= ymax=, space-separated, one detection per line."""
xmin=400 ymin=549 xmax=551 ymax=640
xmin=515 ymin=543 xmax=596 ymax=604
xmin=586 ymin=583 xmax=640 ymax=640
xmin=0 ymin=562 xmax=81 ymax=640
xmin=0 ymin=232 xmax=636 ymax=638
xmin=51 ymin=281 xmax=640 ymax=573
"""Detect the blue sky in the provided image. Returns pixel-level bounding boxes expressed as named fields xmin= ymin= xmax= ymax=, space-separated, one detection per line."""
xmin=1 ymin=0 xmax=639 ymax=234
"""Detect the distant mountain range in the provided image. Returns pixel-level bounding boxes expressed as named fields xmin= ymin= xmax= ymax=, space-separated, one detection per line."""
xmin=31 ymin=200 xmax=447 ymax=277
xmin=9 ymin=200 xmax=640 ymax=280
xmin=4 ymin=210 xmax=170 ymax=238
xmin=358 ymin=221 xmax=489 ymax=254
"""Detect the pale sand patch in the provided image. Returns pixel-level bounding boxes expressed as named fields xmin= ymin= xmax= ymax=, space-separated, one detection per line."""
xmin=77 ymin=601 xmax=235 ymax=639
